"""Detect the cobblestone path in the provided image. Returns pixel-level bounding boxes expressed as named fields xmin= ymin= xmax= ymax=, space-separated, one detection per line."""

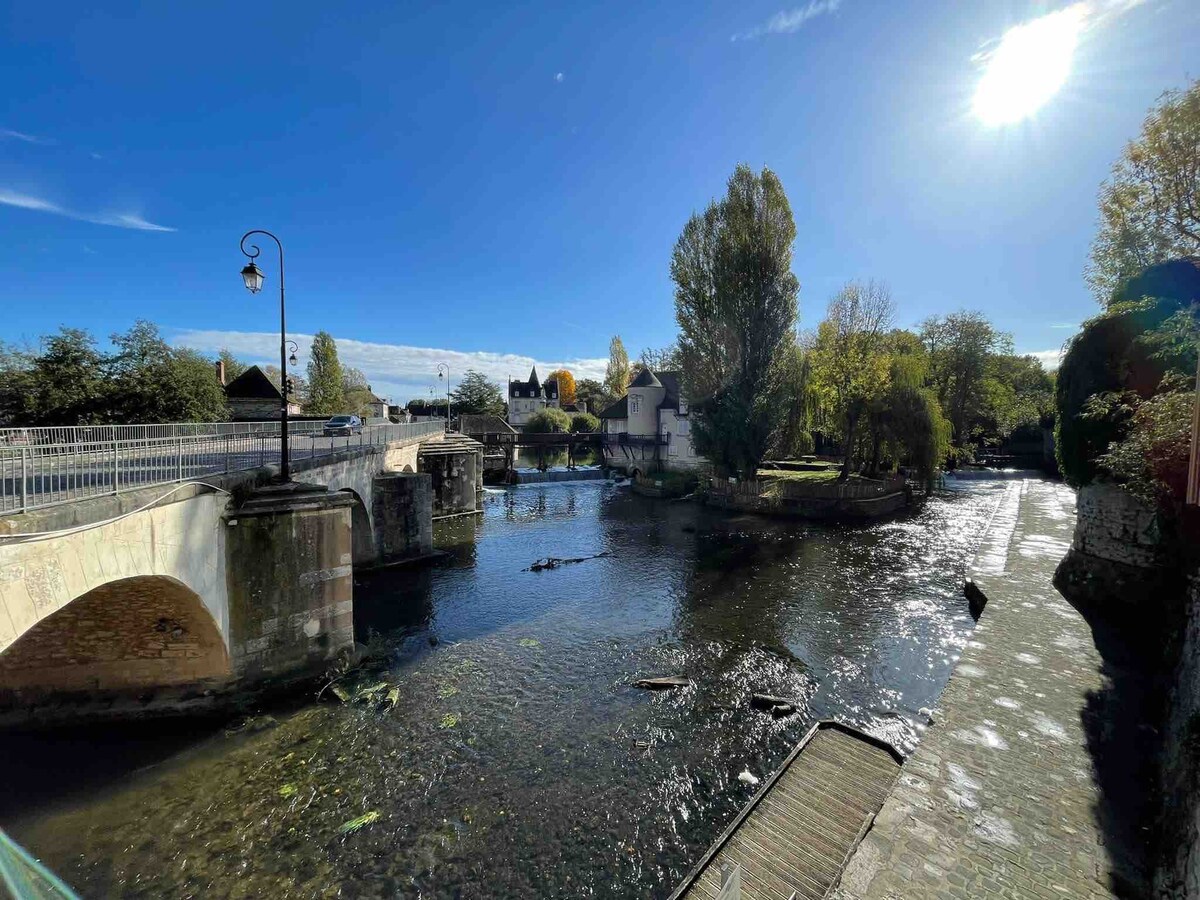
xmin=835 ymin=478 xmax=1150 ymax=900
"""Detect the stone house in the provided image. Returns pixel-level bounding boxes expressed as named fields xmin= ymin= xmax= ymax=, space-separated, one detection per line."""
xmin=598 ymin=369 xmax=704 ymax=474
xmin=507 ymin=367 xmax=559 ymax=426
xmin=219 ymin=363 xmax=301 ymax=421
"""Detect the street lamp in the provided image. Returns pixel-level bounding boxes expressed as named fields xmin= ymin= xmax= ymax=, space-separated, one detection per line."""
xmin=285 ymin=340 xmax=299 ymax=368
xmin=437 ymin=364 xmax=451 ymax=431
xmin=239 ymin=229 xmax=291 ymax=481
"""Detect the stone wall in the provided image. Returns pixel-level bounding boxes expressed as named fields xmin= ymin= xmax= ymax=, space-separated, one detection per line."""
xmin=1158 ymin=575 xmax=1200 ymax=898
xmin=371 ymin=473 xmax=433 ymax=563
xmin=0 ymin=575 xmax=230 ymax=695
xmin=1073 ymin=482 xmax=1166 ymax=568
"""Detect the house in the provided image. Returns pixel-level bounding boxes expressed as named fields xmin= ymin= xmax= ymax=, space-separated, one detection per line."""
xmin=218 ymin=362 xmax=301 ymax=421
xmin=507 ymin=366 xmax=560 ymax=426
xmin=597 ymin=369 xmax=704 ymax=474
xmin=364 ymin=394 xmax=388 ymax=419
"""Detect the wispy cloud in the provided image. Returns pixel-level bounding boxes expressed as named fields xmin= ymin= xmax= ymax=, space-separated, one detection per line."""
xmin=1026 ymin=348 xmax=1065 ymax=371
xmin=554 ymin=72 xmax=564 ymax=83
xmin=172 ymin=329 xmax=608 ymax=403
xmin=732 ymin=0 xmax=842 ymax=41
xmin=0 ymin=128 xmax=51 ymax=145
xmin=0 ymin=189 xmax=175 ymax=232
xmin=1050 ymin=322 xmax=1078 ymax=329
xmin=973 ymin=0 xmax=1148 ymax=65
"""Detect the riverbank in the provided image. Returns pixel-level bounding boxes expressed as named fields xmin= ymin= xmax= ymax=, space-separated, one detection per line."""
xmin=834 ymin=478 xmax=1156 ymax=899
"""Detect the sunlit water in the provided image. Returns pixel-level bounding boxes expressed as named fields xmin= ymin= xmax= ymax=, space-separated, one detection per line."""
xmin=2 ymin=479 xmax=1005 ymax=898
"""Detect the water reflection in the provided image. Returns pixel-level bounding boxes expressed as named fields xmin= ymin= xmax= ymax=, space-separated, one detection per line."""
xmin=2 ymin=479 xmax=1005 ymax=899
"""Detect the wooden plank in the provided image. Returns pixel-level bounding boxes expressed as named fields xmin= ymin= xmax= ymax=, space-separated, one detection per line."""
xmin=672 ymin=721 xmax=902 ymax=900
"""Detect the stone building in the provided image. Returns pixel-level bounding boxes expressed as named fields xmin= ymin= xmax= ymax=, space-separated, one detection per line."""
xmin=597 ymin=369 xmax=704 ymax=475
xmin=219 ymin=363 xmax=300 ymax=421
xmin=507 ymin=367 xmax=559 ymax=426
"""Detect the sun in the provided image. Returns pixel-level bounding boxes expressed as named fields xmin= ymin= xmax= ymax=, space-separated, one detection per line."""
xmin=973 ymin=5 xmax=1087 ymax=126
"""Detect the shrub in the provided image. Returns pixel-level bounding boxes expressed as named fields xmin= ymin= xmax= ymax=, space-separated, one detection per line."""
xmin=570 ymin=412 xmax=600 ymax=433
xmin=524 ymin=407 xmax=572 ymax=433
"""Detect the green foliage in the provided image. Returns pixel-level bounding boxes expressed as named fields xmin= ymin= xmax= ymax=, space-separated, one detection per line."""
xmin=305 ymin=331 xmax=345 ymax=415
xmin=574 ymin=378 xmax=612 ymax=415
xmin=639 ymin=344 xmax=680 ymax=372
xmin=1088 ymin=376 xmax=1194 ymax=503
xmin=672 ymin=164 xmax=800 ymax=476
xmin=218 ymin=348 xmax=247 ymax=381
xmin=809 ymin=281 xmax=894 ymax=477
xmin=570 ymin=412 xmax=600 ymax=433
xmin=1089 ymin=80 xmax=1200 ymax=300
xmin=920 ymin=311 xmax=1014 ymax=446
xmin=604 ymin=336 xmax=631 ymax=398
xmin=451 ymin=370 xmax=506 ymax=416
xmin=772 ymin=344 xmax=818 ymax=458
xmin=1055 ymin=297 xmax=1182 ymax=486
xmin=524 ymin=407 xmax=572 ymax=433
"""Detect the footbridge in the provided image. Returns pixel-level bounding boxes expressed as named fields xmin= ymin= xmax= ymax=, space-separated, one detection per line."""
xmin=0 ymin=421 xmax=483 ymax=724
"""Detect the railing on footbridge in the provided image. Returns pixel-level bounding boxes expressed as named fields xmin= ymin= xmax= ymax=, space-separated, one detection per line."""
xmin=0 ymin=420 xmax=447 ymax=516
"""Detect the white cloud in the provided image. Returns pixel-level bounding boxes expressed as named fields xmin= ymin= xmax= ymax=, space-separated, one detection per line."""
xmin=1026 ymin=348 xmax=1065 ymax=370
xmin=1050 ymin=322 xmax=1077 ymax=329
xmin=0 ymin=189 xmax=175 ymax=232
xmin=554 ymin=72 xmax=564 ymax=83
xmin=173 ymin=329 xmax=608 ymax=403
xmin=973 ymin=0 xmax=1148 ymax=65
xmin=732 ymin=0 xmax=842 ymax=41
xmin=0 ymin=128 xmax=50 ymax=144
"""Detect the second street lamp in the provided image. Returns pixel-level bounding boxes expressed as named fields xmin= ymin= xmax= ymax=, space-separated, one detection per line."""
xmin=239 ymin=229 xmax=292 ymax=481
xmin=437 ymin=364 xmax=451 ymax=431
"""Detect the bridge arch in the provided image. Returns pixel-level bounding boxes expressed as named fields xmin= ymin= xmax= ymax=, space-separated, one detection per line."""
xmin=339 ymin=489 xmax=375 ymax=566
xmin=0 ymin=575 xmax=230 ymax=695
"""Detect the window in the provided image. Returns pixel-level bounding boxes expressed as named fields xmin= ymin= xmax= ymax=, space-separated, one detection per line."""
xmin=678 ymin=419 xmax=689 ymax=435
xmin=630 ymin=394 xmax=641 ymax=414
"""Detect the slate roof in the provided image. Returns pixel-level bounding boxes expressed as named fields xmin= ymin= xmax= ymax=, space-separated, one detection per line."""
xmin=629 ymin=368 xmax=662 ymax=388
xmin=597 ymin=395 xmax=628 ymax=419
xmin=224 ymin=365 xmax=281 ymax=401
xmin=657 ymin=371 xmax=684 ymax=411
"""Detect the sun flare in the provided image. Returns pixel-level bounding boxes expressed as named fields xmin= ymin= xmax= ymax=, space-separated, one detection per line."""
xmin=973 ymin=4 xmax=1087 ymax=126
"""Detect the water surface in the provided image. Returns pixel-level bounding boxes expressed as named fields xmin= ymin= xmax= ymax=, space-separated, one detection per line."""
xmin=3 ymin=479 xmax=1003 ymax=898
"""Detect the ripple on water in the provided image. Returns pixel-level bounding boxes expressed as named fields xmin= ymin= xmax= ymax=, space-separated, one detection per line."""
xmin=3 ymin=478 xmax=1009 ymax=899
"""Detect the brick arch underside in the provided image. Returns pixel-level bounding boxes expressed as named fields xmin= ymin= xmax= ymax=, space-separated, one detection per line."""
xmin=0 ymin=575 xmax=230 ymax=694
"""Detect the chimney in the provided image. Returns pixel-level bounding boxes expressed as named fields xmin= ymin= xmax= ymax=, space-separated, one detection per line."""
xmin=215 ymin=359 xmax=226 ymax=386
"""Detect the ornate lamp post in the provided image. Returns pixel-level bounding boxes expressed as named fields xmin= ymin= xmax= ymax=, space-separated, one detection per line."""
xmin=239 ymin=229 xmax=291 ymax=481
xmin=437 ymin=364 xmax=451 ymax=431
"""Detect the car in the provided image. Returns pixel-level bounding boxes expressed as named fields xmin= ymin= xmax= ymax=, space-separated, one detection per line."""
xmin=322 ymin=415 xmax=363 ymax=436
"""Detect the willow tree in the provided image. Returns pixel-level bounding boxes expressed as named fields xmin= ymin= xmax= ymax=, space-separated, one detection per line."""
xmin=672 ymin=164 xmax=799 ymax=476
xmin=809 ymin=281 xmax=895 ymax=479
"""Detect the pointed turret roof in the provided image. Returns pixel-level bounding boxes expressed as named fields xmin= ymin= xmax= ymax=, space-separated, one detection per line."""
xmin=528 ymin=366 xmax=541 ymax=391
xmin=629 ymin=367 xmax=662 ymax=388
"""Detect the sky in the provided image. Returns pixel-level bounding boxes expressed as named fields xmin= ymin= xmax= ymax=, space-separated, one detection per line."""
xmin=1 ymin=0 xmax=1197 ymax=403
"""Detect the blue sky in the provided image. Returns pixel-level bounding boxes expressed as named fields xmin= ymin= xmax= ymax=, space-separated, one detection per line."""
xmin=1 ymin=0 xmax=1197 ymax=403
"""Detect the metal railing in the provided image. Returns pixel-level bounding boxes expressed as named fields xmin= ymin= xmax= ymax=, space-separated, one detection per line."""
xmin=0 ymin=420 xmax=335 ymax=448
xmin=0 ymin=420 xmax=446 ymax=516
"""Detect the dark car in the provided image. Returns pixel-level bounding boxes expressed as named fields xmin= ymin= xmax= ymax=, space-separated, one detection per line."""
xmin=322 ymin=415 xmax=363 ymax=436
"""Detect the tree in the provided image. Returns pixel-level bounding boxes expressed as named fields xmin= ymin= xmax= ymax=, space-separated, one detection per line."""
xmin=809 ymin=281 xmax=895 ymax=479
xmin=604 ymin=336 xmax=631 ymax=398
xmin=306 ymin=331 xmax=345 ymax=415
xmin=920 ymin=311 xmax=1012 ymax=447
xmin=451 ymin=370 xmax=506 ymax=415
xmin=546 ymin=369 xmax=576 ymax=406
xmin=109 ymin=322 xmax=227 ymax=423
xmin=574 ymin=378 xmax=612 ymax=415
xmin=672 ymin=164 xmax=800 ymax=476
xmin=0 ymin=342 xmax=35 ymax=425
xmin=570 ymin=412 xmax=600 ymax=433
xmin=639 ymin=343 xmax=681 ymax=372
xmin=25 ymin=328 xmax=110 ymax=426
xmin=341 ymin=366 xmax=378 ymax=417
xmin=524 ymin=407 xmax=571 ymax=433
xmin=772 ymin=344 xmax=817 ymax=458
xmin=1089 ymin=80 xmax=1200 ymax=300
xmin=218 ymin=349 xmax=247 ymax=382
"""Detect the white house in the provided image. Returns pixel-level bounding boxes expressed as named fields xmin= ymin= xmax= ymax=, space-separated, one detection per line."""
xmin=597 ymin=369 xmax=705 ymax=475
xmin=507 ymin=367 xmax=559 ymax=426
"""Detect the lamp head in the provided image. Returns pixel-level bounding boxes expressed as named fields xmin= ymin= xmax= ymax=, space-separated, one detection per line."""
xmin=240 ymin=261 xmax=264 ymax=294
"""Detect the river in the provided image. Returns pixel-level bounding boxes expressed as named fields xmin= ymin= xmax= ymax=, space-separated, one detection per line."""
xmin=2 ymin=478 xmax=1004 ymax=899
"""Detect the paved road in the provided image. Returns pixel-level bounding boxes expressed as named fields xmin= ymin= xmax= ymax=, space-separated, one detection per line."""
xmin=834 ymin=478 xmax=1156 ymax=899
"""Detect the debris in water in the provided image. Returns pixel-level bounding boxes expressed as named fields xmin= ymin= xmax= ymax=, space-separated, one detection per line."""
xmin=438 ymin=684 xmax=460 ymax=698
xmin=329 ymin=684 xmax=351 ymax=704
xmin=337 ymin=810 xmax=381 ymax=836
xmin=518 ymin=638 xmax=541 ymax=648
xmin=440 ymin=713 xmax=461 ymax=729
xmin=738 ymin=769 xmax=760 ymax=786
xmin=634 ymin=676 xmax=691 ymax=690
xmin=750 ymin=693 xmax=797 ymax=717
xmin=526 ymin=551 xmax=611 ymax=572
xmin=279 ymin=783 xmax=298 ymax=799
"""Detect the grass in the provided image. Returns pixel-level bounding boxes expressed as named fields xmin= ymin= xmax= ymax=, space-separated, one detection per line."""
xmin=757 ymin=468 xmax=840 ymax=483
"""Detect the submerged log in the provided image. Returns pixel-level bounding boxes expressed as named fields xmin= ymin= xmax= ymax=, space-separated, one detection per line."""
xmin=751 ymin=693 xmax=798 ymax=717
xmin=526 ymin=551 xmax=612 ymax=572
xmin=634 ymin=676 xmax=691 ymax=690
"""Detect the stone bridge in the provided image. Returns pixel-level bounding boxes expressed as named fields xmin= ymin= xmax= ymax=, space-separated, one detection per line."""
xmin=0 ymin=430 xmax=483 ymax=724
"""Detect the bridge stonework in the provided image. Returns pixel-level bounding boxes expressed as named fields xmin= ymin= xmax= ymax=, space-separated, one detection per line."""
xmin=0 ymin=430 xmax=451 ymax=724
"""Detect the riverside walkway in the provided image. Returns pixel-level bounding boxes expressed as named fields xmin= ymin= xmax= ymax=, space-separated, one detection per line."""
xmin=834 ymin=478 xmax=1153 ymax=899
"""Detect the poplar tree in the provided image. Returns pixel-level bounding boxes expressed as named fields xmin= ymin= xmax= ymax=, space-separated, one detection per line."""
xmin=604 ymin=336 xmax=631 ymax=398
xmin=306 ymin=331 xmax=345 ymax=415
